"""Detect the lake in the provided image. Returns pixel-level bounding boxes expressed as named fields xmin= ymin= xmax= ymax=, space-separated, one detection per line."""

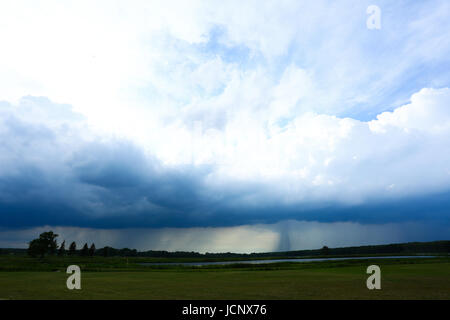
xmin=140 ymin=255 xmax=435 ymax=267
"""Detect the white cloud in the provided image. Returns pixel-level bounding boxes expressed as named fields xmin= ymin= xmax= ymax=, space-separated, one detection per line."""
xmin=2 ymin=0 xmax=449 ymax=129
xmin=369 ymin=88 xmax=450 ymax=133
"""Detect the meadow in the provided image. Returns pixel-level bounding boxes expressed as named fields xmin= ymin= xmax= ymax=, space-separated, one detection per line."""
xmin=0 ymin=255 xmax=448 ymax=299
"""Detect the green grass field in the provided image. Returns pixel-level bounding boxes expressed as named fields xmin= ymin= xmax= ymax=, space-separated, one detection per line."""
xmin=0 ymin=256 xmax=448 ymax=299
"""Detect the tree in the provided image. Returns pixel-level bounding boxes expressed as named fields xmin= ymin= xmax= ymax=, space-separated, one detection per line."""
xmin=68 ymin=241 xmax=77 ymax=255
xmin=89 ymin=243 xmax=96 ymax=257
xmin=28 ymin=239 xmax=45 ymax=258
xmin=81 ymin=243 xmax=89 ymax=256
xmin=321 ymin=245 xmax=330 ymax=255
xmin=58 ymin=240 xmax=66 ymax=256
xmin=27 ymin=231 xmax=59 ymax=258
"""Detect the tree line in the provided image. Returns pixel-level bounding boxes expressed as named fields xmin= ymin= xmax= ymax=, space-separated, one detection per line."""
xmin=28 ymin=231 xmax=96 ymax=258
xmin=27 ymin=231 xmax=139 ymax=258
xmin=26 ymin=230 xmax=450 ymax=258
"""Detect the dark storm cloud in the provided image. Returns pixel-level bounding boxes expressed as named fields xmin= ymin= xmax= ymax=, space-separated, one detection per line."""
xmin=1 ymin=96 xmax=450 ymax=230
xmin=0 ymin=98 xmax=219 ymax=228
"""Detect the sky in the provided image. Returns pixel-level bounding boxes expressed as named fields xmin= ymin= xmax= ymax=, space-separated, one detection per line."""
xmin=0 ymin=0 xmax=449 ymax=252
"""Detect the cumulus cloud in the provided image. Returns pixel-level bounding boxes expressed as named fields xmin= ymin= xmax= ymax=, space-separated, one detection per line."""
xmin=190 ymin=87 xmax=450 ymax=205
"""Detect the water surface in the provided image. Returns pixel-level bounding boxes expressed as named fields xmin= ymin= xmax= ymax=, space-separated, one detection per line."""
xmin=140 ymin=255 xmax=434 ymax=267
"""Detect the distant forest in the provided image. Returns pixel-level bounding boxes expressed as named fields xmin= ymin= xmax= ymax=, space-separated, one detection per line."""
xmin=1 ymin=239 xmax=449 ymax=258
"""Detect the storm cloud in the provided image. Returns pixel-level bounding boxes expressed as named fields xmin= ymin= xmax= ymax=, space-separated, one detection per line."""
xmin=1 ymin=90 xmax=450 ymax=231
